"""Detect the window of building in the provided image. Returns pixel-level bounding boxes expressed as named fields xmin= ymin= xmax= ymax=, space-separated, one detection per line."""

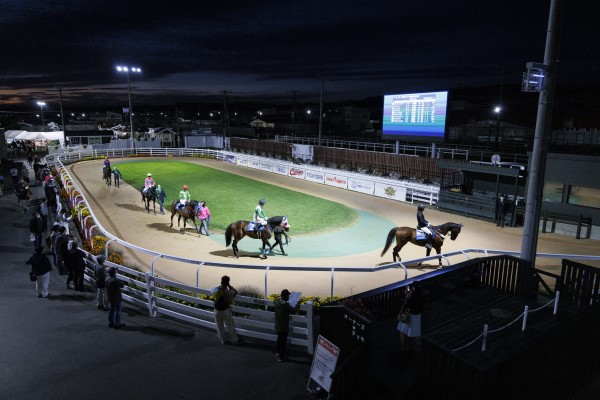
xmin=543 ymin=182 xmax=564 ymax=202
xmin=88 ymin=137 xmax=102 ymax=145
xmin=568 ymin=186 xmax=600 ymax=209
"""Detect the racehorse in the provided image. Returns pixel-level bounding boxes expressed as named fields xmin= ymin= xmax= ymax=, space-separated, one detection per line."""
xmin=264 ymin=216 xmax=291 ymax=256
xmin=225 ymin=218 xmax=274 ymax=259
xmin=170 ymin=199 xmax=197 ymax=234
xmin=381 ymin=222 xmax=464 ymax=267
xmin=141 ymin=186 xmax=157 ymax=214
xmin=103 ymin=166 xmax=112 ymax=186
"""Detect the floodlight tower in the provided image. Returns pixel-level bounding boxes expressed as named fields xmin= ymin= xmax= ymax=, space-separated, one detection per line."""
xmin=36 ymin=101 xmax=46 ymax=131
xmin=116 ymin=66 xmax=142 ymax=142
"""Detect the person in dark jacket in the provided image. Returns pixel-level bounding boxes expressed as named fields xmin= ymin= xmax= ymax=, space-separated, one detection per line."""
xmin=94 ymin=256 xmax=109 ymax=311
xmin=416 ymin=204 xmax=434 ymax=249
xmin=155 ymin=184 xmax=168 ymax=215
xmin=397 ymin=281 xmax=424 ymax=351
xmin=28 ymin=212 xmax=43 ymax=249
xmin=274 ymin=289 xmax=300 ymax=362
xmin=52 ymin=226 xmax=68 ymax=275
xmin=213 ymin=276 xmax=244 ymax=345
xmin=65 ymin=242 xmax=86 ymax=291
xmin=106 ymin=267 xmax=125 ymax=329
xmin=26 ymin=246 xmax=53 ymax=298
xmin=496 ymin=193 xmax=508 ymax=228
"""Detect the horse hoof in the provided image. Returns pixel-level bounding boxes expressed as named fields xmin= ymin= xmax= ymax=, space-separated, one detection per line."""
xmin=282 ymin=253 xmax=287 ymax=256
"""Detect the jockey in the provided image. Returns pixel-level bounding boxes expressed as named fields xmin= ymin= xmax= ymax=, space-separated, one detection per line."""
xmin=143 ymin=173 xmax=155 ymax=194
xmin=417 ymin=204 xmax=434 ymax=249
xmin=103 ymin=156 xmax=111 ymax=169
xmin=178 ymin=185 xmax=190 ymax=210
xmin=253 ymin=199 xmax=268 ymax=235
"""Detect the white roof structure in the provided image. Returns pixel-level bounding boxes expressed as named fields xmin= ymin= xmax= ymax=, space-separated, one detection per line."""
xmin=5 ymin=130 xmax=65 ymax=146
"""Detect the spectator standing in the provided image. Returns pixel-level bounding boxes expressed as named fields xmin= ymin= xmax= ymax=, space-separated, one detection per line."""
xmin=94 ymin=256 xmax=109 ymax=311
xmin=29 ymin=212 xmax=43 ymax=249
xmin=496 ymin=194 xmax=508 ymax=228
xmin=0 ymin=174 xmax=4 ymax=197
xmin=213 ymin=276 xmax=244 ymax=345
xmin=10 ymin=166 xmax=19 ymax=186
xmin=66 ymin=242 xmax=87 ymax=292
xmin=274 ymin=289 xmax=300 ymax=362
xmin=197 ymin=201 xmax=211 ymax=236
xmin=39 ymin=198 xmax=49 ymax=234
xmin=106 ymin=267 xmax=125 ymax=329
xmin=156 ymin=184 xmax=167 ymax=214
xmin=52 ymin=226 xmax=68 ymax=274
xmin=26 ymin=246 xmax=53 ymax=298
xmin=397 ymin=281 xmax=424 ymax=351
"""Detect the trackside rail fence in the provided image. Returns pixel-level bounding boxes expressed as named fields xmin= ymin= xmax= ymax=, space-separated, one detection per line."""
xmin=47 ymin=148 xmax=600 ymax=356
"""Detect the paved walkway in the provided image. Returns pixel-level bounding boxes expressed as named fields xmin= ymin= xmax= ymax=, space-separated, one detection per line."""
xmin=0 ymin=160 xmax=313 ymax=400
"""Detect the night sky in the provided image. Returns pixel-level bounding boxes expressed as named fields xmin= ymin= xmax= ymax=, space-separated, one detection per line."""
xmin=1 ymin=0 xmax=599 ymax=108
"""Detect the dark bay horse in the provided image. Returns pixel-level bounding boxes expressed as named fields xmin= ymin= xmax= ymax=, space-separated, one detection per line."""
xmin=381 ymin=222 xmax=464 ymax=267
xmin=225 ymin=218 xmax=274 ymax=259
xmin=103 ymin=166 xmax=112 ymax=186
xmin=170 ymin=200 xmax=197 ymax=234
xmin=141 ymin=186 xmax=157 ymax=214
xmin=265 ymin=216 xmax=291 ymax=256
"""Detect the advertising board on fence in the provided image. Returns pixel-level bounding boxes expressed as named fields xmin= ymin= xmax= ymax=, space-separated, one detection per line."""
xmin=348 ymin=177 xmax=375 ymax=195
xmin=249 ymin=159 xmax=260 ymax=169
xmin=324 ymin=173 xmax=348 ymax=189
xmin=260 ymin=162 xmax=273 ymax=172
xmin=305 ymin=170 xmax=325 ymax=184
xmin=274 ymin=164 xmax=288 ymax=176
xmin=236 ymin=158 xmax=248 ymax=167
xmin=374 ymin=182 xmax=408 ymax=202
xmin=307 ymin=335 xmax=340 ymax=398
xmin=289 ymin=167 xmax=305 ymax=179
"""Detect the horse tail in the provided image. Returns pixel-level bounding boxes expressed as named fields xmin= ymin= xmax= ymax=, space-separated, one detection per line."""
xmin=381 ymin=227 xmax=399 ymax=257
xmin=225 ymin=224 xmax=232 ymax=247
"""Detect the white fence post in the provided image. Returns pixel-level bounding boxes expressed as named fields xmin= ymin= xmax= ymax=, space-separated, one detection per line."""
xmin=481 ymin=324 xmax=488 ymax=352
xmin=144 ymin=272 xmax=156 ymax=317
xmin=522 ymin=305 xmax=529 ymax=331
xmin=330 ymin=268 xmax=335 ymax=300
xmin=553 ymin=291 xmax=560 ymax=315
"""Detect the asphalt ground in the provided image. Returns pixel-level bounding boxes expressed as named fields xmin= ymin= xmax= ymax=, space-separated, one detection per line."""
xmin=0 ymin=160 xmax=313 ymax=400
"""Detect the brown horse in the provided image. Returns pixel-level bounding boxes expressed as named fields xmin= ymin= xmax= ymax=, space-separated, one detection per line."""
xmin=381 ymin=222 xmax=463 ymax=267
xmin=169 ymin=200 xmax=198 ymax=234
xmin=141 ymin=186 xmax=157 ymax=214
xmin=225 ymin=220 xmax=273 ymax=259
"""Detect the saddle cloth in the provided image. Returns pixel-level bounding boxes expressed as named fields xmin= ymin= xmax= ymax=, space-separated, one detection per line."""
xmin=247 ymin=222 xmax=257 ymax=233
xmin=416 ymin=229 xmax=436 ymax=241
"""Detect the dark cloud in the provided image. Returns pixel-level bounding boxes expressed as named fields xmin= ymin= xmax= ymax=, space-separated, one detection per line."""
xmin=1 ymin=0 xmax=598 ymax=107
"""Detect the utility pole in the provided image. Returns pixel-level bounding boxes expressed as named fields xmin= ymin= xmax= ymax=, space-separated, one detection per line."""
xmin=221 ymin=90 xmax=230 ymax=149
xmin=57 ymin=84 xmax=66 ymax=146
xmin=494 ymin=67 xmax=505 ymax=150
xmin=520 ymin=0 xmax=563 ymax=267
xmin=291 ymin=90 xmax=299 ymax=136
xmin=175 ymin=106 xmax=181 ymax=148
xmin=318 ymin=74 xmax=326 ymax=147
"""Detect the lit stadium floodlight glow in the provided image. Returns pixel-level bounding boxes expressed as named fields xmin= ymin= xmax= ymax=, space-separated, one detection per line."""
xmin=494 ymin=106 xmax=502 ymax=113
xmin=36 ymin=101 xmax=46 ymax=107
xmin=116 ymin=65 xmax=142 ymax=142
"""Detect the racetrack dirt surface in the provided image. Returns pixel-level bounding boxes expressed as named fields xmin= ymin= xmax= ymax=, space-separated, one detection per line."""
xmin=67 ymin=157 xmax=600 ymax=297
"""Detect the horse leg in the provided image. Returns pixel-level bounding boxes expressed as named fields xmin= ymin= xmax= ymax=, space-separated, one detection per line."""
xmin=232 ymin=240 xmax=239 ymax=258
xmin=152 ymin=199 xmax=156 ymax=215
xmin=170 ymin=211 xmax=174 ymax=228
xmin=392 ymin=241 xmax=406 ymax=263
xmin=435 ymin=245 xmax=443 ymax=268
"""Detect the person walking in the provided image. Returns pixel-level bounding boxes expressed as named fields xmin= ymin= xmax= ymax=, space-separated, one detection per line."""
xmin=156 ymin=184 xmax=168 ymax=214
xmin=106 ymin=267 xmax=125 ymax=329
xmin=0 ymin=173 xmax=4 ymax=197
xmin=26 ymin=246 xmax=53 ymax=298
xmin=112 ymin=166 xmax=121 ymax=188
xmin=397 ymin=281 xmax=424 ymax=352
xmin=10 ymin=165 xmax=19 ymax=186
xmin=29 ymin=212 xmax=43 ymax=249
xmin=274 ymin=289 xmax=300 ymax=362
xmin=496 ymin=193 xmax=508 ymax=228
xmin=66 ymin=242 xmax=87 ymax=292
xmin=94 ymin=256 xmax=109 ymax=311
xmin=196 ymin=201 xmax=211 ymax=236
xmin=213 ymin=276 xmax=244 ymax=345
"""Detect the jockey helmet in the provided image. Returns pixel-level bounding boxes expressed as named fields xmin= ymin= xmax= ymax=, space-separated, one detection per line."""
xmin=147 ymin=173 xmax=152 ymax=177
xmin=183 ymin=185 xmax=189 ymax=190
xmin=417 ymin=204 xmax=425 ymax=211
xmin=258 ymin=199 xmax=266 ymax=205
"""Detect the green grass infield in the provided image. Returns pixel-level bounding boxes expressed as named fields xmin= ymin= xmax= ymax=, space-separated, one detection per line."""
xmin=114 ymin=160 xmax=358 ymax=235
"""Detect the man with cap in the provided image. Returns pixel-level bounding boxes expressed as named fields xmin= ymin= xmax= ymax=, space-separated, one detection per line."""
xmin=213 ymin=276 xmax=244 ymax=345
xmin=112 ymin=166 xmax=122 ymax=188
xmin=143 ymin=173 xmax=155 ymax=194
xmin=94 ymin=256 xmax=109 ymax=311
xmin=274 ymin=289 xmax=300 ymax=362
xmin=178 ymin=184 xmax=191 ymax=210
xmin=106 ymin=266 xmax=125 ymax=329
xmin=156 ymin=184 xmax=168 ymax=214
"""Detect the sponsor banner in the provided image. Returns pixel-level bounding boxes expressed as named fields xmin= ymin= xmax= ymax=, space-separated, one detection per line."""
xmin=324 ymin=173 xmax=348 ymax=189
xmin=260 ymin=162 xmax=273 ymax=172
xmin=249 ymin=159 xmax=260 ymax=169
xmin=274 ymin=164 xmax=288 ymax=175
xmin=289 ymin=167 xmax=305 ymax=179
xmin=226 ymin=155 xmax=236 ymax=164
xmin=374 ymin=182 xmax=408 ymax=202
xmin=305 ymin=170 xmax=325 ymax=184
xmin=236 ymin=158 xmax=248 ymax=167
xmin=307 ymin=335 xmax=340 ymax=396
xmin=348 ymin=177 xmax=375 ymax=195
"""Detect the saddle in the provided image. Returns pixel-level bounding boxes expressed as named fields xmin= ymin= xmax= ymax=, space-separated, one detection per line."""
xmin=416 ymin=228 xmax=436 ymax=241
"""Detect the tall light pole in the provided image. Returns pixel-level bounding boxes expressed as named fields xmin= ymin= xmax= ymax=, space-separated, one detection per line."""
xmin=116 ymin=65 xmax=141 ymax=143
xmin=494 ymin=105 xmax=502 ymax=149
xmin=36 ymin=101 xmax=46 ymax=131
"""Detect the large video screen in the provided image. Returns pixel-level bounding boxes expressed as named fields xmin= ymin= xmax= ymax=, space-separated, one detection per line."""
xmin=382 ymin=91 xmax=449 ymax=142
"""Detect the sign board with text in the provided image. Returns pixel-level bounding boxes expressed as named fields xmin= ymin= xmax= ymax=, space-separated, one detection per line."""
xmin=307 ymin=335 xmax=340 ymax=398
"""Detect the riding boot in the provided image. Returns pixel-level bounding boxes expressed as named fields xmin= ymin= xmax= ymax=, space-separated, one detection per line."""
xmin=425 ymin=236 xmax=432 ymax=249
